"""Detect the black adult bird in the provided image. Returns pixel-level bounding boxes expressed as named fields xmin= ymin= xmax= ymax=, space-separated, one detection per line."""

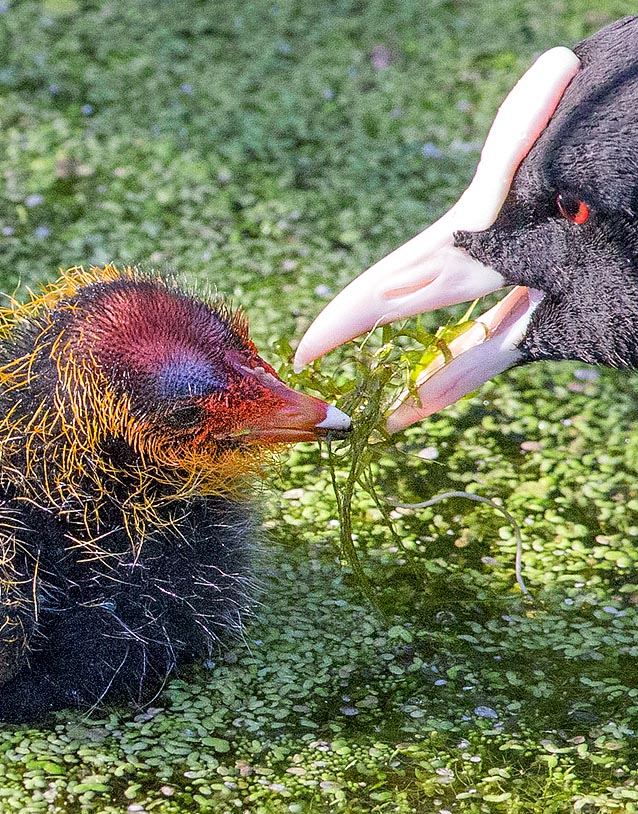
xmin=295 ymin=17 xmax=638 ymax=431
xmin=0 ymin=264 xmax=350 ymax=722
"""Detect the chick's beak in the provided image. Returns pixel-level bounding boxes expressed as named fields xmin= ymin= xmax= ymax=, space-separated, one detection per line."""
xmin=237 ymin=363 xmax=351 ymax=444
xmin=293 ymin=46 xmax=580 ymax=431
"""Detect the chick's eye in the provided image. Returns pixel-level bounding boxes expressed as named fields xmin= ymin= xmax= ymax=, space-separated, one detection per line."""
xmin=556 ymin=192 xmax=589 ymax=224
xmin=165 ymin=404 xmax=206 ymax=430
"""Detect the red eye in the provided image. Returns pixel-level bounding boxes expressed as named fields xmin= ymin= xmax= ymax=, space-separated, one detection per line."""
xmin=557 ymin=193 xmax=589 ymax=224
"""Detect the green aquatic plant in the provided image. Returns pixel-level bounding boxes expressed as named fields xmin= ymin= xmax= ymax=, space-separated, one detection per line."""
xmin=278 ymin=313 xmax=531 ymax=602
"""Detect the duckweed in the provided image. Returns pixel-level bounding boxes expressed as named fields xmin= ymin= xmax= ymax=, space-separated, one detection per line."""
xmin=3 ymin=0 xmax=638 ymax=811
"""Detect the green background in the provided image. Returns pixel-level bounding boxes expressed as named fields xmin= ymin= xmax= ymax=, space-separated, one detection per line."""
xmin=1 ymin=1 xmax=638 ymax=811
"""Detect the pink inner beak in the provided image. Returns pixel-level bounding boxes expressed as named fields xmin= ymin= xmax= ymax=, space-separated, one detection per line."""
xmin=294 ymin=45 xmax=581 ymax=431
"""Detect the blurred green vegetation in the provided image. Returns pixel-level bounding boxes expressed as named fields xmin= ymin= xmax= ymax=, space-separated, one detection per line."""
xmin=2 ymin=1 xmax=638 ymax=812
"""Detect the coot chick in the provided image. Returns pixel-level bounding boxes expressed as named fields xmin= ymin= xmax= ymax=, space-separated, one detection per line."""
xmin=0 ymin=264 xmax=350 ymax=722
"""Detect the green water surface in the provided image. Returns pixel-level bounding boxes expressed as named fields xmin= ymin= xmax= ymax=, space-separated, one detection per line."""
xmin=1 ymin=1 xmax=638 ymax=811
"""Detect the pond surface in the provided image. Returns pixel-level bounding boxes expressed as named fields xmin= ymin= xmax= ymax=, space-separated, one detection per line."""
xmin=1 ymin=0 xmax=637 ymax=810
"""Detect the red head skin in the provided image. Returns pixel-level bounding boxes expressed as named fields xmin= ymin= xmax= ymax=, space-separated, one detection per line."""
xmin=43 ymin=269 xmax=349 ymax=486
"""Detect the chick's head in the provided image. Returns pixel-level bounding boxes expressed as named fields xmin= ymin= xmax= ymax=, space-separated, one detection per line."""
xmin=11 ymin=266 xmax=348 ymax=496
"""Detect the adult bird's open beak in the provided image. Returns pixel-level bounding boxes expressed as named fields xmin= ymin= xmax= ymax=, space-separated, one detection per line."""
xmin=294 ymin=45 xmax=581 ymax=431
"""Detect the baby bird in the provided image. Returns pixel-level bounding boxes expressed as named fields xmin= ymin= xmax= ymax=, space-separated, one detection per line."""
xmin=0 ymin=265 xmax=350 ymax=722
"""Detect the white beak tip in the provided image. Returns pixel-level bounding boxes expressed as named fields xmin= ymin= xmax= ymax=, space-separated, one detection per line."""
xmin=316 ymin=404 xmax=352 ymax=432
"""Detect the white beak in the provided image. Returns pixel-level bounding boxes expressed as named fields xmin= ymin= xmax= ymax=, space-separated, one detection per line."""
xmin=293 ymin=45 xmax=581 ymax=430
